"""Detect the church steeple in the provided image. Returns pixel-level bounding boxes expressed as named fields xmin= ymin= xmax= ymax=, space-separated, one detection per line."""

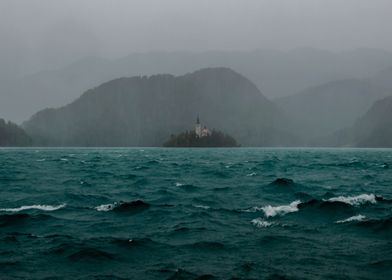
xmin=195 ymin=115 xmax=202 ymax=137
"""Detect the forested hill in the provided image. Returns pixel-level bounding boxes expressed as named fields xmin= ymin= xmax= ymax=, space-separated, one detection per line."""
xmin=0 ymin=119 xmax=31 ymax=146
xmin=319 ymin=95 xmax=392 ymax=147
xmin=23 ymin=67 xmax=299 ymax=147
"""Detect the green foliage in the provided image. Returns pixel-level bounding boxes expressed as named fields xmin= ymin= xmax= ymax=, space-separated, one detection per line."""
xmin=163 ymin=129 xmax=240 ymax=147
xmin=0 ymin=119 xmax=32 ymax=146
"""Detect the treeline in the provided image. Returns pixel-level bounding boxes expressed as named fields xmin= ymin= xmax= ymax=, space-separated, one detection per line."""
xmin=163 ymin=129 xmax=240 ymax=147
xmin=0 ymin=119 xmax=31 ymax=146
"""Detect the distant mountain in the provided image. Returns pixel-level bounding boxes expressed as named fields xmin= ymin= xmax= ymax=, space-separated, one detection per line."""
xmin=23 ymin=68 xmax=298 ymax=147
xmin=275 ymin=79 xmax=392 ymax=142
xmin=370 ymin=66 xmax=392 ymax=90
xmin=323 ymin=95 xmax=392 ymax=147
xmin=0 ymin=118 xmax=31 ymax=146
xmin=3 ymin=48 xmax=392 ymax=123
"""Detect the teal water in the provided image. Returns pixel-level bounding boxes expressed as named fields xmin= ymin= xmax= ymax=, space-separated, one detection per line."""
xmin=0 ymin=148 xmax=391 ymax=280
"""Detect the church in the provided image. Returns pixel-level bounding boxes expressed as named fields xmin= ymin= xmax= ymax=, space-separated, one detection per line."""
xmin=195 ymin=115 xmax=211 ymax=138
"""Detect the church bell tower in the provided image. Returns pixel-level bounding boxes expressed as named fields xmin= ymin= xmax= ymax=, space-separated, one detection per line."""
xmin=195 ymin=115 xmax=202 ymax=137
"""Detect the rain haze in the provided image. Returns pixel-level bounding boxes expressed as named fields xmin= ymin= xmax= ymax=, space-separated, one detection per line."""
xmin=1 ymin=2 xmax=392 ymax=279
xmin=1 ymin=0 xmax=392 ymax=146
xmin=1 ymin=0 xmax=392 ymax=77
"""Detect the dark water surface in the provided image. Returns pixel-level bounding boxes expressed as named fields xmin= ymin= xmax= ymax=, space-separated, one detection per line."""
xmin=0 ymin=148 xmax=391 ymax=279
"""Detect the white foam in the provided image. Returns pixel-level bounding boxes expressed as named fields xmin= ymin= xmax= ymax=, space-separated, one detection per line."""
xmin=175 ymin=182 xmax=184 ymax=187
xmin=0 ymin=204 xmax=66 ymax=212
xmin=327 ymin=194 xmax=376 ymax=206
xmin=261 ymin=200 xmax=301 ymax=217
xmin=241 ymin=206 xmax=263 ymax=213
xmin=246 ymin=172 xmax=257 ymax=177
xmin=95 ymin=203 xmax=116 ymax=212
xmin=336 ymin=214 xmax=366 ymax=224
xmin=193 ymin=204 xmax=210 ymax=210
xmin=251 ymin=218 xmax=273 ymax=228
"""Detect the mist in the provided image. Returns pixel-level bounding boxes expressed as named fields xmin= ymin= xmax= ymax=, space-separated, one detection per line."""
xmin=2 ymin=0 xmax=392 ymax=78
xmin=1 ymin=0 xmax=392 ymax=147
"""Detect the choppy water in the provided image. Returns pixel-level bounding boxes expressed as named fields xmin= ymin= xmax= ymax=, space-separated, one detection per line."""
xmin=0 ymin=148 xmax=391 ymax=280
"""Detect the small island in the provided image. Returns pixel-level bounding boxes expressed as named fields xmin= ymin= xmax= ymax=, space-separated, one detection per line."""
xmin=163 ymin=116 xmax=240 ymax=147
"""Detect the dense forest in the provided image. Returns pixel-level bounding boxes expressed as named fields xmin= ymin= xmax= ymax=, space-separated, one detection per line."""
xmin=163 ymin=130 xmax=240 ymax=147
xmin=0 ymin=119 xmax=31 ymax=146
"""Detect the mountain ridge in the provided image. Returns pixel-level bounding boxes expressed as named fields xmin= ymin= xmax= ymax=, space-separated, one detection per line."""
xmin=4 ymin=48 xmax=392 ymax=123
xmin=23 ymin=67 xmax=299 ymax=147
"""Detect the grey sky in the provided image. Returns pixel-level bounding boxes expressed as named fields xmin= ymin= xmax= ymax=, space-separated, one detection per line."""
xmin=1 ymin=0 xmax=392 ymax=77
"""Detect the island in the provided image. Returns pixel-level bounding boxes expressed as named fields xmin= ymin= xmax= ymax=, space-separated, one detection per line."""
xmin=163 ymin=116 xmax=240 ymax=147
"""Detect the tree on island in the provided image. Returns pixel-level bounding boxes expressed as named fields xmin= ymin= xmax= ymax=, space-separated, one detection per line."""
xmin=163 ymin=129 xmax=240 ymax=147
xmin=0 ymin=119 xmax=32 ymax=146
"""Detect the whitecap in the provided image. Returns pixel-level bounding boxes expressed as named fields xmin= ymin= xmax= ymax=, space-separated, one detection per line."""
xmin=241 ymin=206 xmax=262 ymax=213
xmin=251 ymin=218 xmax=273 ymax=228
xmin=336 ymin=214 xmax=366 ymax=224
xmin=261 ymin=200 xmax=301 ymax=217
xmin=193 ymin=204 xmax=210 ymax=210
xmin=326 ymin=194 xmax=376 ymax=206
xmin=95 ymin=203 xmax=117 ymax=212
xmin=175 ymin=182 xmax=184 ymax=187
xmin=0 ymin=204 xmax=66 ymax=212
xmin=246 ymin=172 xmax=257 ymax=177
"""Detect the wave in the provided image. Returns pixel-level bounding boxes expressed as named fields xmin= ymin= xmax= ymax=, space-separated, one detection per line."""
xmin=118 ymin=173 xmax=137 ymax=180
xmin=251 ymin=218 xmax=273 ymax=228
xmin=95 ymin=203 xmax=116 ymax=212
xmin=0 ymin=204 xmax=66 ymax=212
xmin=336 ymin=158 xmax=365 ymax=168
xmin=68 ymin=248 xmax=115 ymax=261
xmin=356 ymin=216 xmax=392 ymax=232
xmin=193 ymin=204 xmax=210 ymax=210
xmin=368 ymin=259 xmax=392 ymax=268
xmin=172 ymin=226 xmax=207 ymax=233
xmin=261 ymin=200 xmax=301 ymax=217
xmin=299 ymin=199 xmax=353 ymax=210
xmin=95 ymin=200 xmax=150 ymax=213
xmin=0 ymin=213 xmax=52 ymax=227
xmin=375 ymin=196 xmax=392 ymax=203
xmin=0 ymin=213 xmax=30 ymax=227
xmin=184 ymin=241 xmax=226 ymax=251
xmin=165 ymin=268 xmax=201 ymax=280
xmin=110 ymin=237 xmax=170 ymax=251
xmin=176 ymin=183 xmax=198 ymax=191
xmin=326 ymin=194 xmax=377 ymax=206
xmin=269 ymin=178 xmax=295 ymax=186
xmin=335 ymin=214 xmax=366 ymax=224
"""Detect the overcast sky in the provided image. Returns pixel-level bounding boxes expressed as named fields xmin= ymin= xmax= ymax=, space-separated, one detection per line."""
xmin=1 ymin=0 xmax=392 ymax=77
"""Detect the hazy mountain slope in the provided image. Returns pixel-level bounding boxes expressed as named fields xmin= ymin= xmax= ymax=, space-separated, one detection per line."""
xmin=275 ymin=79 xmax=392 ymax=141
xmin=23 ymin=68 xmax=298 ymax=147
xmin=370 ymin=66 xmax=392 ymax=90
xmin=326 ymin=95 xmax=392 ymax=147
xmin=3 ymin=48 xmax=392 ymax=123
